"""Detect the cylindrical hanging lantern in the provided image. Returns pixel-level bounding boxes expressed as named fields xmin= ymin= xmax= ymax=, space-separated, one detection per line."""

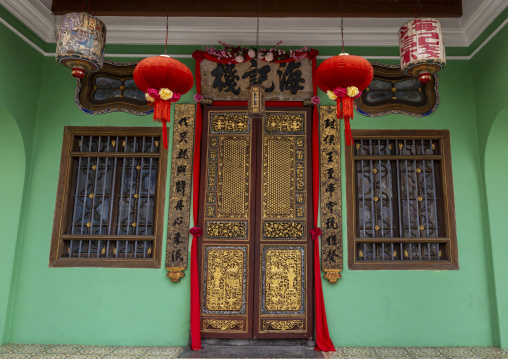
xmin=399 ymin=18 xmax=446 ymax=83
xmin=247 ymin=84 xmax=266 ymax=118
xmin=134 ymin=55 xmax=194 ymax=149
xmin=317 ymin=53 xmax=373 ymax=146
xmin=56 ymin=12 xmax=106 ymax=78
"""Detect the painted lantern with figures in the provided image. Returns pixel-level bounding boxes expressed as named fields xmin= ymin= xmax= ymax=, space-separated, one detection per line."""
xmin=399 ymin=17 xmax=446 ymax=83
xmin=56 ymin=12 xmax=106 ymax=78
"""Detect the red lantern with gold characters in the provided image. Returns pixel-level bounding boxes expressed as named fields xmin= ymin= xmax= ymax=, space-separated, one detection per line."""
xmin=316 ymin=53 xmax=373 ymax=146
xmin=399 ymin=18 xmax=446 ymax=83
xmin=134 ymin=55 xmax=194 ymax=149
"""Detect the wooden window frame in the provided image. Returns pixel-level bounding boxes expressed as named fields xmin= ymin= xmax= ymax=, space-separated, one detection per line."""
xmin=345 ymin=129 xmax=458 ymax=270
xmin=49 ymin=126 xmax=168 ymax=268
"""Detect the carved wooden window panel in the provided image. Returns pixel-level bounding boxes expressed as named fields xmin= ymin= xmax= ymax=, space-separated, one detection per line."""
xmin=345 ymin=130 xmax=458 ymax=270
xmin=49 ymin=127 xmax=168 ymax=268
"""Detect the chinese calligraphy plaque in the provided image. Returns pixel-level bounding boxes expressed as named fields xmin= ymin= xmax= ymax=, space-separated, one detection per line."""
xmin=200 ymin=58 xmax=313 ymax=101
xmin=166 ymin=104 xmax=196 ymax=282
xmin=319 ymin=106 xmax=343 ymax=282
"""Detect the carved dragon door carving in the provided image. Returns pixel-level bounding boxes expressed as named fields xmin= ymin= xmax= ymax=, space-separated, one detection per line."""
xmin=198 ymin=107 xmax=313 ymax=339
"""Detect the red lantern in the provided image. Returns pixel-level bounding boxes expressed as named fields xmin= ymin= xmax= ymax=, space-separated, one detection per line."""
xmin=134 ymin=55 xmax=194 ymax=148
xmin=316 ymin=53 xmax=373 ymax=145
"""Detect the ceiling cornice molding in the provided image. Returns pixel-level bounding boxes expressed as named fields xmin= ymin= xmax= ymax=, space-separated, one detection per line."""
xmin=0 ymin=0 xmax=54 ymax=42
xmin=0 ymin=0 xmax=506 ymax=49
xmin=462 ymin=0 xmax=507 ymax=46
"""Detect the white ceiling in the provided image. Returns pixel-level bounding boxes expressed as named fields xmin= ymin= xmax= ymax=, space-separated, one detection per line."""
xmin=0 ymin=0 xmax=506 ymax=49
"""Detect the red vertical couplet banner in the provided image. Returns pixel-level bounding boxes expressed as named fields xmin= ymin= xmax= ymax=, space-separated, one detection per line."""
xmin=311 ymin=57 xmax=335 ymax=352
xmin=190 ymin=53 xmax=204 ymax=351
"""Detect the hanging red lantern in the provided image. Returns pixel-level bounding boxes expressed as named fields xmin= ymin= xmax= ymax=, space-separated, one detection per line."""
xmin=134 ymin=55 xmax=194 ymax=148
xmin=399 ymin=18 xmax=446 ymax=83
xmin=316 ymin=53 xmax=373 ymax=145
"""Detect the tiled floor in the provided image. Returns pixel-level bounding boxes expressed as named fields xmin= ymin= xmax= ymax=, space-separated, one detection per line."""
xmin=0 ymin=344 xmax=507 ymax=358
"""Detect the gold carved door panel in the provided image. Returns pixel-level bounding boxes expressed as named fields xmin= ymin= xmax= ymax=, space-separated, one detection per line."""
xmin=253 ymin=110 xmax=313 ymax=339
xmin=198 ymin=107 xmax=312 ymax=340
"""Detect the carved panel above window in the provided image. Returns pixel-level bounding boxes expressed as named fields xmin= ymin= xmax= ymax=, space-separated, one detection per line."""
xmin=75 ymin=60 xmax=153 ymax=116
xmin=355 ymin=62 xmax=439 ymax=117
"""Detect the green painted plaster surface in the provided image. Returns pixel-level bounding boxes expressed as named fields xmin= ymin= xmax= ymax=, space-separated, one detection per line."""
xmin=484 ymin=106 xmax=508 ymax=348
xmin=0 ymin=22 xmax=43 ymax=345
xmin=472 ymin=21 xmax=508 ymax=165
xmin=4 ymin=55 xmax=494 ymax=347
xmin=325 ymin=60 xmax=495 ymax=346
xmin=0 ymin=107 xmax=25 ymax=345
xmin=471 ymin=20 xmax=508 ymax=348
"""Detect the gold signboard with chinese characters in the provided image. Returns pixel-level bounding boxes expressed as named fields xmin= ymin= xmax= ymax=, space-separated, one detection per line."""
xmin=319 ymin=106 xmax=343 ymax=283
xmin=200 ymin=59 xmax=313 ymax=101
xmin=166 ymin=104 xmax=196 ymax=282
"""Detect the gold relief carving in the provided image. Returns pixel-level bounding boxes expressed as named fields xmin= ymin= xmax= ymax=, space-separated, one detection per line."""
xmin=209 ymin=137 xmax=218 ymax=147
xmin=296 ymin=193 xmax=304 ymax=204
xmin=296 ymin=150 xmax=304 ymax=160
xmin=319 ymin=106 xmax=343 ymax=273
xmin=265 ymin=114 xmax=304 ymax=134
xmin=218 ymin=137 xmax=250 ymax=218
xmin=323 ymin=269 xmax=342 ymax=284
xmin=206 ymin=206 xmax=216 ymax=218
xmin=263 ymin=137 xmax=294 ymax=218
xmin=263 ymin=320 xmax=304 ymax=331
xmin=265 ymin=249 xmax=302 ymax=311
xmin=296 ymin=137 xmax=304 ymax=147
xmin=205 ymin=249 xmax=244 ymax=311
xmin=211 ymin=113 xmax=249 ymax=133
xmin=207 ymin=193 xmax=216 ymax=204
xmin=208 ymin=163 xmax=217 ymax=190
xmin=264 ymin=222 xmax=304 ymax=239
xmin=166 ymin=267 xmax=185 ymax=282
xmin=206 ymin=222 xmax=247 ymax=239
xmin=296 ymin=207 xmax=304 ymax=218
xmin=296 ymin=163 xmax=304 ymax=190
xmin=203 ymin=319 xmax=244 ymax=331
xmin=209 ymin=149 xmax=218 ymax=161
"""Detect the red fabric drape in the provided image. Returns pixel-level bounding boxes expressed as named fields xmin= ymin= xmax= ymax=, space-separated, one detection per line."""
xmin=311 ymin=57 xmax=335 ymax=352
xmin=190 ymin=55 xmax=203 ymax=351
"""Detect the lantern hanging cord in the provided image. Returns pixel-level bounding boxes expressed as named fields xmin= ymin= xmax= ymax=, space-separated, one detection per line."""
xmin=164 ymin=0 xmax=170 ymax=55
xmin=81 ymin=0 xmax=90 ymax=13
xmin=415 ymin=0 xmax=423 ymax=18
xmin=256 ymin=0 xmax=260 ymax=84
xmin=340 ymin=0 xmax=345 ymax=53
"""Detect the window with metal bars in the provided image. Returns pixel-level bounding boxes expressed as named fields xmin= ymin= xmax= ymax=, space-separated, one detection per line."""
xmin=49 ymin=127 xmax=168 ymax=268
xmin=345 ymin=130 xmax=458 ymax=270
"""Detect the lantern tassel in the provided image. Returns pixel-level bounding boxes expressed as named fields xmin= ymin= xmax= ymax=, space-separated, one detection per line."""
xmin=153 ymin=99 xmax=172 ymax=149
xmin=342 ymin=97 xmax=354 ymax=146
xmin=336 ymin=98 xmax=343 ymax=120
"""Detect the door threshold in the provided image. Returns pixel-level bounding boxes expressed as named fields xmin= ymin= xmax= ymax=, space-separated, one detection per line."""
xmin=179 ymin=340 xmax=323 ymax=358
xmin=201 ymin=338 xmax=314 ymax=347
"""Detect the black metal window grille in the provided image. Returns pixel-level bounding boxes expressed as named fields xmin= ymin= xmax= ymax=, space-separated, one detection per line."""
xmin=62 ymin=135 xmax=160 ymax=260
xmin=353 ymin=138 xmax=449 ymax=262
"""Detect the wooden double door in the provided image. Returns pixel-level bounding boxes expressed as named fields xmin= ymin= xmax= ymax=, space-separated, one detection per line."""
xmin=198 ymin=106 xmax=314 ymax=339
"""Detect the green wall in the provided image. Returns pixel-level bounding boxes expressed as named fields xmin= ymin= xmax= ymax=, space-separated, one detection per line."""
xmin=0 ymin=19 xmax=43 ymax=344
xmin=472 ymin=19 xmax=508 ymax=348
xmin=5 ymin=56 xmax=494 ymax=347
xmin=0 ymin=7 xmax=506 ymax=348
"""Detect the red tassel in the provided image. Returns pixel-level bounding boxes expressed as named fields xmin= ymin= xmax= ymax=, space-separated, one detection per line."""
xmin=336 ymin=98 xmax=343 ymax=120
xmin=344 ymin=117 xmax=354 ymax=146
xmin=153 ymin=99 xmax=172 ymax=149
xmin=342 ymin=96 xmax=354 ymax=121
